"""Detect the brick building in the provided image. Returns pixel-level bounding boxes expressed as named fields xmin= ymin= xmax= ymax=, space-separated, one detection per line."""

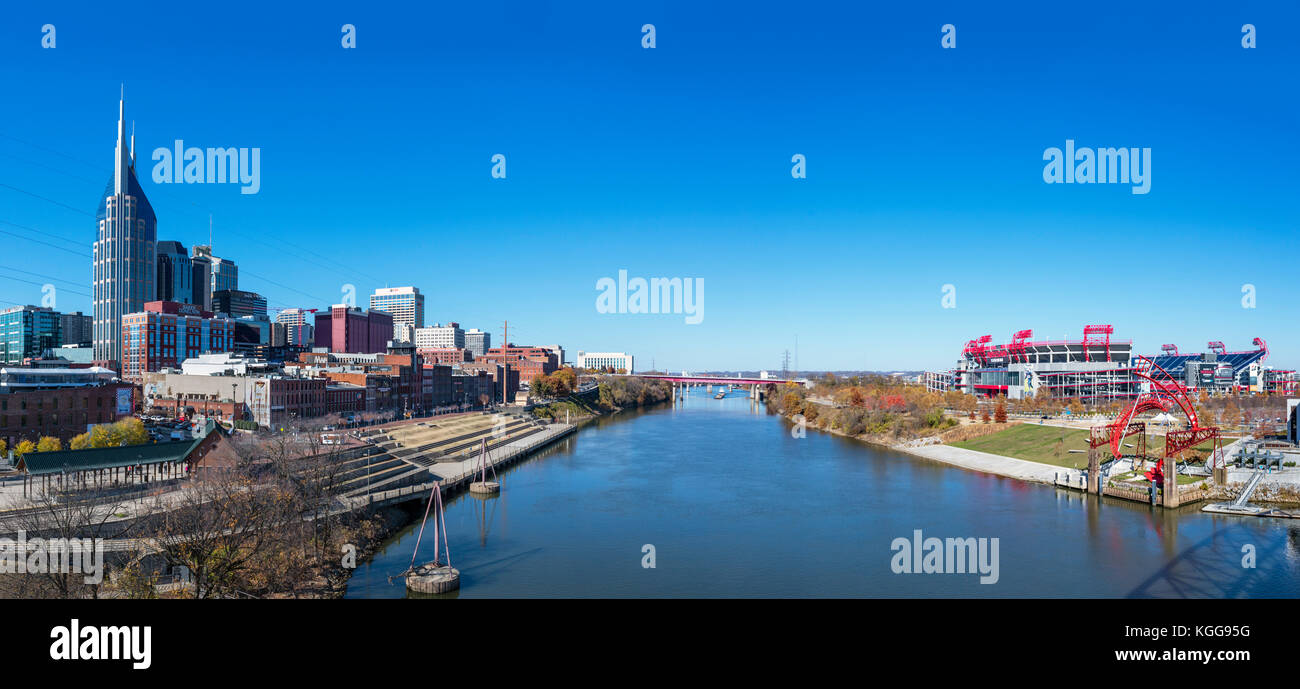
xmin=120 ymin=301 xmax=235 ymax=381
xmin=314 ymin=305 xmax=393 ymax=354
xmin=0 ymin=367 xmax=134 ymax=448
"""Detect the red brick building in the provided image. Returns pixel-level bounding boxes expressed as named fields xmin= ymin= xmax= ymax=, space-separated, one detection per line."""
xmin=478 ymin=345 xmax=557 ymax=385
xmin=417 ymin=347 xmax=473 ymax=366
xmin=314 ymin=305 xmax=393 ymax=354
xmin=120 ymin=301 xmax=235 ymax=381
xmin=0 ymin=367 xmax=134 ymax=448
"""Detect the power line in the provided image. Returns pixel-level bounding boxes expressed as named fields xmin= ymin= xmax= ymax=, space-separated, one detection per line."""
xmin=0 ymin=264 xmax=88 ymax=290
xmin=0 ymin=221 xmax=91 ymax=257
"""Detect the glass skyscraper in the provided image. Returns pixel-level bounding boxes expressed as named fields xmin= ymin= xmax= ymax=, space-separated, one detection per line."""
xmin=0 ymin=306 xmax=62 ymax=364
xmin=370 ymin=286 xmax=424 ymax=343
xmin=93 ymin=94 xmax=156 ymax=370
xmin=156 ymin=240 xmax=195 ymax=304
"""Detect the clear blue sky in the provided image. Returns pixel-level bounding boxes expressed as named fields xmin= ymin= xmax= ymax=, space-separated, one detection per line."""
xmin=1 ymin=1 xmax=1296 ymax=371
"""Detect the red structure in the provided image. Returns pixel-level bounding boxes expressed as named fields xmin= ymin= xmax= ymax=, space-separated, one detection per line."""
xmin=1092 ymin=355 xmax=1224 ymax=469
xmin=1161 ymin=344 xmax=1179 ymax=356
xmin=1082 ymin=324 xmax=1114 ymax=362
xmin=1207 ymin=341 xmax=1226 ymax=356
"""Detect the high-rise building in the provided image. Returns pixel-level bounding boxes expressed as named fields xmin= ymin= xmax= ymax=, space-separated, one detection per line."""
xmin=156 ymin=240 xmax=195 ymax=304
xmin=276 ymin=308 xmax=315 ymax=348
xmin=314 ymin=305 xmax=393 ymax=354
xmin=370 ymin=286 xmax=424 ymax=343
xmin=465 ymin=328 xmax=491 ymax=358
xmin=213 ymin=289 xmax=268 ymax=319
xmin=1 ymin=306 xmax=63 ymax=364
xmin=59 ymin=311 xmax=93 ymax=347
xmin=192 ymin=245 xmax=237 ymax=304
xmin=189 ymin=248 xmax=212 ymax=310
xmin=93 ymin=94 xmax=157 ymax=370
xmin=414 ymin=322 xmax=463 ymax=349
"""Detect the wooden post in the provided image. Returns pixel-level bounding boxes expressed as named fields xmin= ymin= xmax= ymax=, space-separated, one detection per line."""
xmin=1163 ymin=457 xmax=1180 ymax=508
xmin=1087 ymin=445 xmax=1100 ymax=495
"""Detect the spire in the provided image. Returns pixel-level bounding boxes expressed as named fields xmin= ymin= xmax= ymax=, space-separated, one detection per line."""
xmin=130 ymin=120 xmax=135 ymax=166
xmin=114 ymin=86 xmax=129 ymax=196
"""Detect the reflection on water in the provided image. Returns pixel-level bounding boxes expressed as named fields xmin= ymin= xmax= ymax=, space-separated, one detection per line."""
xmin=345 ymin=391 xmax=1300 ymax=598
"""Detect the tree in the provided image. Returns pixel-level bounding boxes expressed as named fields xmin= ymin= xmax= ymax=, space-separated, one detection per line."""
xmin=69 ymin=432 xmax=91 ymax=450
xmin=0 ymin=438 xmax=6 ymax=458
xmin=994 ymin=397 xmax=1007 ymax=424
xmin=36 ymin=436 xmax=62 ymax=452
xmin=14 ymin=439 xmax=36 ymax=457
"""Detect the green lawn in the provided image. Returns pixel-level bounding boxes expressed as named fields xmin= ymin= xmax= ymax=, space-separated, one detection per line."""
xmin=950 ymin=423 xmax=1220 ymax=470
xmin=951 ymin=424 xmax=1095 ymax=469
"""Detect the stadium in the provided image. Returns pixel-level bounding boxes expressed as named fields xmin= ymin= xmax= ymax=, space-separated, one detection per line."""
xmin=924 ymin=326 xmax=1297 ymax=402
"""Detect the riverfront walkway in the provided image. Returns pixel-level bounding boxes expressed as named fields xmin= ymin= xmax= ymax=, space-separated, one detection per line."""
xmin=900 ymin=444 xmax=1069 ymax=485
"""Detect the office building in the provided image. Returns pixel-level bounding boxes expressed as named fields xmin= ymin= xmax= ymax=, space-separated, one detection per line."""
xmin=576 ymin=351 xmax=634 ymax=373
xmin=214 ymin=289 xmax=268 ymax=319
xmin=1 ymin=306 xmax=62 ymax=365
xmin=370 ymin=286 xmax=424 ymax=343
xmin=93 ymin=95 xmax=157 ymax=370
xmin=276 ymin=308 xmax=315 ymax=348
xmin=465 ymin=328 xmax=490 ymax=358
xmin=415 ymin=322 xmax=464 ymax=349
xmin=156 ymin=240 xmax=195 ymax=304
xmin=120 ymin=301 xmax=236 ymax=381
xmin=59 ymin=312 xmax=93 ymax=347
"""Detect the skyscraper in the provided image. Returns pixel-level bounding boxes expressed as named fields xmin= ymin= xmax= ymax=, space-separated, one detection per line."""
xmin=276 ymin=307 xmax=315 ymax=347
xmin=156 ymin=240 xmax=195 ymax=304
xmin=370 ymin=286 xmax=424 ymax=343
xmin=93 ymin=93 xmax=156 ymax=370
xmin=465 ymin=328 xmax=491 ymax=358
xmin=192 ymin=245 xmax=237 ymax=306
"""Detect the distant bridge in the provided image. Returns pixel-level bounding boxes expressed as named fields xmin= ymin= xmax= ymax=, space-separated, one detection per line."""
xmin=619 ymin=374 xmax=810 ymax=387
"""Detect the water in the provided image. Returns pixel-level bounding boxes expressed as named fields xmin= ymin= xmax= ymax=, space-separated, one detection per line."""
xmin=345 ymin=391 xmax=1300 ymax=598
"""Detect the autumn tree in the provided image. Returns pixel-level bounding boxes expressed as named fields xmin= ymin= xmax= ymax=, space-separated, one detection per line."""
xmin=36 ymin=436 xmax=63 ymax=453
xmin=994 ymin=397 xmax=1008 ymax=424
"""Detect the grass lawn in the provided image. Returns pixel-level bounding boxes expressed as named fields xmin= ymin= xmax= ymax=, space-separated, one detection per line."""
xmin=950 ymin=423 xmax=1222 ymax=471
xmin=951 ymin=424 xmax=1094 ymax=469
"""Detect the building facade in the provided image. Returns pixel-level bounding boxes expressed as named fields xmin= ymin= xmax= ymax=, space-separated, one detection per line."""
xmin=93 ymin=96 xmax=157 ymax=370
xmin=576 ymin=351 xmax=634 ymax=373
xmin=314 ymin=305 xmax=394 ymax=354
xmin=1 ymin=367 xmax=133 ymax=448
xmin=276 ymin=308 xmax=316 ymax=348
xmin=414 ymin=322 xmax=463 ymax=349
xmin=155 ymin=240 xmax=195 ymax=304
xmin=369 ymin=286 xmax=424 ymax=343
xmin=1 ymin=306 xmax=62 ymax=365
xmin=59 ymin=312 xmax=93 ymax=347
xmin=213 ymin=289 xmax=268 ymax=319
xmin=465 ymin=328 xmax=490 ymax=357
xmin=120 ymin=301 xmax=236 ymax=381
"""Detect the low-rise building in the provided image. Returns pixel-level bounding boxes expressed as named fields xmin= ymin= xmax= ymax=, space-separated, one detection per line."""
xmin=0 ymin=366 xmax=134 ymax=448
xmin=120 ymin=301 xmax=236 ymax=381
xmin=576 ymin=351 xmax=634 ymax=373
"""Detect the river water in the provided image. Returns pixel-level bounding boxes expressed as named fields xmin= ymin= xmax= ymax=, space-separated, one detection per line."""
xmin=344 ymin=390 xmax=1300 ymax=598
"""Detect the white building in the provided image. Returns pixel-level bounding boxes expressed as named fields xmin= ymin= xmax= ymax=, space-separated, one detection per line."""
xmin=465 ymin=329 xmax=490 ymax=357
xmin=415 ymin=322 xmax=464 ymax=349
xmin=370 ymin=286 xmax=425 ymax=343
xmin=577 ymin=351 xmax=634 ymax=373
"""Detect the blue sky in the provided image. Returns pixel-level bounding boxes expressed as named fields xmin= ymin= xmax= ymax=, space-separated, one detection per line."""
xmin=1 ymin=1 xmax=1296 ymax=371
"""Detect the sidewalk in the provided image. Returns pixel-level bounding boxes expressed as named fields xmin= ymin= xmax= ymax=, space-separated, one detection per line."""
xmin=896 ymin=443 xmax=1071 ymax=485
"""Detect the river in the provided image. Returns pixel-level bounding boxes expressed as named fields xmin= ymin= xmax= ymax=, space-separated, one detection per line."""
xmin=344 ymin=389 xmax=1300 ymax=598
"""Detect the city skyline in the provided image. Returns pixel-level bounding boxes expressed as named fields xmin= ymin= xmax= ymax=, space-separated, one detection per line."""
xmin=1 ymin=2 xmax=1296 ymax=371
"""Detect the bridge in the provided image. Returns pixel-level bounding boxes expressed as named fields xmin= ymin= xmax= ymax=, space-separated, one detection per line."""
xmin=620 ymin=373 xmax=809 ymax=387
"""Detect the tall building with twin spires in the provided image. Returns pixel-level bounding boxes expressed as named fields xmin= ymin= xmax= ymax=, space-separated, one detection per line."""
xmin=93 ymin=94 xmax=156 ymax=370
